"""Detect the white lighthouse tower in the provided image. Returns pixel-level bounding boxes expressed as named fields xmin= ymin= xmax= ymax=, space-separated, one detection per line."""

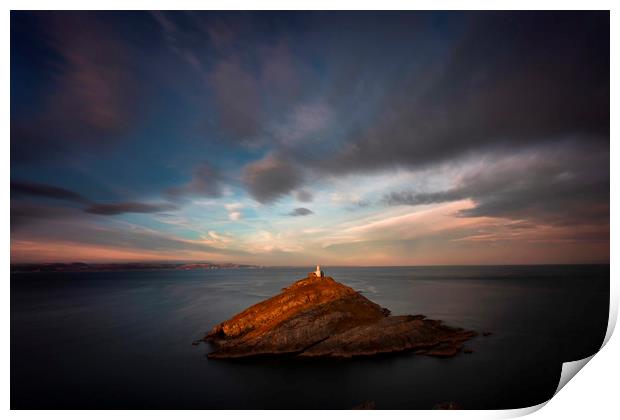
xmin=314 ymin=265 xmax=324 ymax=278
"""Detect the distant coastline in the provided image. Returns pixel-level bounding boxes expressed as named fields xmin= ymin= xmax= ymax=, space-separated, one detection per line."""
xmin=10 ymin=262 xmax=265 ymax=273
xmin=11 ymin=261 xmax=610 ymax=273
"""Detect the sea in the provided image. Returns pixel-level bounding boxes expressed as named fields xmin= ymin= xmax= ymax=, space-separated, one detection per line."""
xmin=11 ymin=265 xmax=609 ymax=409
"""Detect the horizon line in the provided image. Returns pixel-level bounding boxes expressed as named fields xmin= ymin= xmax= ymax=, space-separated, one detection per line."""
xmin=10 ymin=261 xmax=611 ymax=268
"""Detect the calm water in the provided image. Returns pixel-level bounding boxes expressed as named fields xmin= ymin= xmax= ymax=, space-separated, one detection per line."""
xmin=11 ymin=265 xmax=609 ymax=409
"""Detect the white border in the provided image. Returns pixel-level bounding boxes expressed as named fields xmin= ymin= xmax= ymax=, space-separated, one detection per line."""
xmin=4 ymin=2 xmax=617 ymax=419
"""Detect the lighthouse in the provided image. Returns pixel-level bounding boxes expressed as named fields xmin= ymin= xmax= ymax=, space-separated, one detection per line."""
xmin=314 ymin=265 xmax=324 ymax=278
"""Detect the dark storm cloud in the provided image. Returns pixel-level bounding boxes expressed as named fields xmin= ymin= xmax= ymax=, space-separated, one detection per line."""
xmin=12 ymin=180 xmax=178 ymax=218
xmin=84 ymin=202 xmax=177 ymax=216
xmin=151 ymin=12 xmax=261 ymax=142
xmin=384 ymin=144 xmax=609 ymax=227
xmin=152 ymin=11 xmax=316 ymax=149
xmin=165 ymin=163 xmax=223 ymax=200
xmin=232 ymin=12 xmax=608 ymax=205
xmin=242 ymin=154 xmax=304 ymax=203
xmin=11 ymin=202 xmax=85 ymax=229
xmin=11 ymin=12 xmax=141 ymax=163
xmin=318 ymin=12 xmax=609 ymax=176
xmin=210 ymin=59 xmax=262 ymax=139
xmin=11 ymin=11 xmax=609 ymax=228
xmin=295 ymin=189 xmax=313 ymax=203
xmin=11 ymin=181 xmax=87 ymax=203
xmin=384 ymin=190 xmax=466 ymax=207
xmin=288 ymin=207 xmax=313 ymax=217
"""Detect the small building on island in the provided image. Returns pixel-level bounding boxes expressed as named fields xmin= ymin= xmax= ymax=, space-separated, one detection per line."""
xmin=309 ymin=265 xmax=324 ymax=279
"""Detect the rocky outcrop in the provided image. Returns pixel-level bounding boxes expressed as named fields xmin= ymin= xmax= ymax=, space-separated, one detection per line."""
xmin=204 ymin=275 xmax=476 ymax=359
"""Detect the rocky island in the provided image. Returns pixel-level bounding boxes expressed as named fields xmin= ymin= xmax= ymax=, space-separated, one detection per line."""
xmin=205 ymin=267 xmax=476 ymax=359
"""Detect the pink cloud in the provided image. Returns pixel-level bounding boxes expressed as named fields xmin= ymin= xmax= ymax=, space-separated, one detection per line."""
xmin=10 ymin=240 xmax=231 ymax=263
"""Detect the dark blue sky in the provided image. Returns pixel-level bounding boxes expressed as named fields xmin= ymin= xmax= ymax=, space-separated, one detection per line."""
xmin=11 ymin=11 xmax=610 ymax=264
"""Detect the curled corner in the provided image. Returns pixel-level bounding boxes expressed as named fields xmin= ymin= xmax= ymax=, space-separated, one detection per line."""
xmin=498 ymin=277 xmax=616 ymax=418
xmin=549 ymin=276 xmax=617 ymax=399
xmin=495 ymin=356 xmax=597 ymax=419
xmin=554 ymin=355 xmax=595 ymax=396
xmin=602 ymin=280 xmax=618 ymax=348
xmin=494 ymin=401 xmax=547 ymax=418
xmin=551 ymin=280 xmax=616 ymax=398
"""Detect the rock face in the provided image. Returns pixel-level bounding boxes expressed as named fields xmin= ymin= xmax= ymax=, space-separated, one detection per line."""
xmin=205 ymin=275 xmax=476 ymax=359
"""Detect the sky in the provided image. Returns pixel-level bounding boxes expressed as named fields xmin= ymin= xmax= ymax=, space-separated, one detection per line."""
xmin=10 ymin=11 xmax=610 ymax=265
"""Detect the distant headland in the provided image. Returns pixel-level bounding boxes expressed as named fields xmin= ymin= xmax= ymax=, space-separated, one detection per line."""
xmin=204 ymin=267 xmax=477 ymax=359
xmin=10 ymin=262 xmax=263 ymax=273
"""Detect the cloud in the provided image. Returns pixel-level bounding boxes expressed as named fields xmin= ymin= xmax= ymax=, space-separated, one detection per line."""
xmin=12 ymin=218 xmax=250 ymax=262
xmin=228 ymin=14 xmax=608 ymax=207
xmin=293 ymin=103 xmax=330 ymax=132
xmin=11 ymin=181 xmax=87 ymax=203
xmin=210 ymin=59 xmax=261 ymax=139
xmin=165 ymin=163 xmax=223 ymax=199
xmin=288 ymin=207 xmax=314 ymax=217
xmin=10 ymin=12 xmax=610 ymax=265
xmin=272 ymin=102 xmax=331 ymax=147
xmin=84 ymin=202 xmax=178 ymax=216
xmin=150 ymin=11 xmax=212 ymax=73
xmin=204 ymin=230 xmax=233 ymax=244
xmin=317 ymin=12 xmax=609 ymax=176
xmin=260 ymin=41 xmax=302 ymax=106
xmin=383 ymin=144 xmax=609 ymax=227
xmin=295 ymin=189 xmax=313 ymax=203
xmin=11 ymin=180 xmax=179 ymax=218
xmin=206 ymin=18 xmax=238 ymax=50
xmin=242 ymin=154 xmax=303 ymax=203
xmin=11 ymin=181 xmax=177 ymax=218
xmin=11 ymin=202 xmax=86 ymax=229
xmin=225 ymin=203 xmax=243 ymax=221
xmin=330 ymin=192 xmax=361 ymax=204
xmin=11 ymin=12 xmax=141 ymax=163
xmin=384 ymin=190 xmax=465 ymax=207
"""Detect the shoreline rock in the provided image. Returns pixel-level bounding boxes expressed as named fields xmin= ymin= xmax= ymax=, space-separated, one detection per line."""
xmin=204 ymin=275 xmax=476 ymax=359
